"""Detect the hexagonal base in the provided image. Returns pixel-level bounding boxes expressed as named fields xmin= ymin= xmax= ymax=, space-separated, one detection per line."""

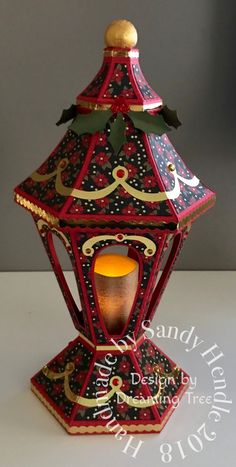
xmin=31 ymin=334 xmax=189 ymax=435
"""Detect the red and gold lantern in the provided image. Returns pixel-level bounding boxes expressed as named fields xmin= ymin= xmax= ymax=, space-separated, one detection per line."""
xmin=14 ymin=20 xmax=215 ymax=435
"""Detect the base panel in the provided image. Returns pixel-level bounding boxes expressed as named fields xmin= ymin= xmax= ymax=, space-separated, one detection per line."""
xmin=31 ymin=334 xmax=189 ymax=435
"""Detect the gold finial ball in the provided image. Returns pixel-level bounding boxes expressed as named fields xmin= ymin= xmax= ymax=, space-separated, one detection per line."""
xmin=104 ymin=19 xmax=138 ymax=48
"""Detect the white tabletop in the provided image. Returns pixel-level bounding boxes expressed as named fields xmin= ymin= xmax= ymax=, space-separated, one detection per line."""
xmin=0 ymin=271 xmax=235 ymax=467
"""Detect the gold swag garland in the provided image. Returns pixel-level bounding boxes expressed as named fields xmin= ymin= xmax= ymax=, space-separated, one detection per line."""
xmin=42 ymin=362 xmax=180 ymax=408
xmin=31 ymin=159 xmax=199 ymax=202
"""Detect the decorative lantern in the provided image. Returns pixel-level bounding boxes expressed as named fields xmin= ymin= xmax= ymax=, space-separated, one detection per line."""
xmin=14 ymin=20 xmax=215 ymax=435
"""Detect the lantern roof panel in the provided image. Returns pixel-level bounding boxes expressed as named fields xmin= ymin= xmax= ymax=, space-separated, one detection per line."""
xmin=77 ymin=48 xmax=163 ymax=111
xmin=14 ymin=22 xmax=215 ymax=230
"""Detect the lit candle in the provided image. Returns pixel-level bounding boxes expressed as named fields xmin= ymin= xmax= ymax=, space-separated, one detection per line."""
xmin=94 ymin=253 xmax=139 ymax=334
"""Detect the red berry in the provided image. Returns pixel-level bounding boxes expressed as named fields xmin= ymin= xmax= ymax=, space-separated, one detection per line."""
xmin=116 ymin=169 xmax=125 ymax=178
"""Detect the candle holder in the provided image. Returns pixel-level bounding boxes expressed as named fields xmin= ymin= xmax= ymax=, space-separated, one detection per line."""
xmin=14 ymin=20 xmax=215 ymax=434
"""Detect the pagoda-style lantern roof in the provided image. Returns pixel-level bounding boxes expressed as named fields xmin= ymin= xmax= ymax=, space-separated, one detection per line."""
xmin=14 ymin=19 xmax=215 ymax=230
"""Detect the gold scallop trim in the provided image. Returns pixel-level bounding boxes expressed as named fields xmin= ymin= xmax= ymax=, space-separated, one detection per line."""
xmin=178 ymin=196 xmax=216 ymax=229
xmin=31 ymin=161 xmax=200 ymax=203
xmin=103 ymin=49 xmax=139 ymax=58
xmin=14 ymin=191 xmax=215 ymax=230
xmin=14 ymin=191 xmax=171 ymax=228
xmin=42 ymin=361 xmax=180 ymax=408
xmin=76 ymin=99 xmax=162 ymax=111
xmin=82 ymin=233 xmax=156 ymax=257
xmin=14 ymin=192 xmax=58 ymax=226
xmin=61 ymin=218 xmax=172 ymax=228
xmin=31 ymin=380 xmax=187 ymax=434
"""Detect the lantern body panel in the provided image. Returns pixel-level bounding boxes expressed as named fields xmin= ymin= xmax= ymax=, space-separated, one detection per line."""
xmin=14 ymin=22 xmax=215 ymax=434
xmin=34 ymin=218 xmax=189 ymax=343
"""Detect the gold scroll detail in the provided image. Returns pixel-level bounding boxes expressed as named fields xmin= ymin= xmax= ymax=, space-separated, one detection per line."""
xmin=153 ymin=364 xmax=180 ymax=380
xmin=31 ymin=160 xmax=200 ymax=203
xmin=36 ymin=219 xmax=71 ymax=248
xmin=82 ymin=233 xmax=156 ymax=257
xmin=42 ymin=362 xmax=180 ymax=408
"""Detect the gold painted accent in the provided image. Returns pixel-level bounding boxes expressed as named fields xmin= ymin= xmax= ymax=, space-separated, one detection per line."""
xmin=14 ymin=192 xmax=58 ymax=226
xmin=31 ymin=162 xmax=200 ymax=203
xmin=31 ymin=381 xmax=182 ymax=434
xmin=37 ymin=219 xmax=71 ymax=248
xmin=71 ymin=330 xmax=144 ymax=351
xmin=31 ymin=158 xmax=68 ymax=182
xmin=42 ymin=361 xmax=180 ymax=408
xmin=168 ymin=163 xmax=175 ymax=172
xmin=76 ymin=99 xmax=162 ymax=111
xmin=42 ymin=364 xmax=121 ymax=407
xmin=82 ymin=233 xmax=156 ymax=257
xmin=154 ymin=365 xmax=180 ymax=380
xmin=32 ymin=160 xmax=120 ymax=200
xmin=42 ymin=362 xmax=75 ymax=380
xmin=78 ymin=332 xmax=96 ymax=349
xmin=104 ymin=20 xmax=138 ymax=48
xmin=103 ymin=48 xmax=139 ymax=58
xmin=78 ymin=330 xmax=139 ymax=351
xmin=96 ymin=344 xmax=132 ymax=350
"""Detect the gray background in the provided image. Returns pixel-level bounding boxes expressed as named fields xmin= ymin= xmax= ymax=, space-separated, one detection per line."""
xmin=1 ymin=0 xmax=235 ymax=271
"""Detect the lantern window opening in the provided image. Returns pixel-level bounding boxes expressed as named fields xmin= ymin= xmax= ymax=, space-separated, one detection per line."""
xmin=47 ymin=230 xmax=85 ymax=330
xmin=145 ymin=232 xmax=183 ymax=323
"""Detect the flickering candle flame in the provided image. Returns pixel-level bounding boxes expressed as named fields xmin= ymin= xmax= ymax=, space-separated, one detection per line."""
xmin=94 ymin=253 xmax=139 ymax=334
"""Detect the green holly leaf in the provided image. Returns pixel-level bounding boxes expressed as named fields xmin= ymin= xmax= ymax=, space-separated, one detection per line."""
xmin=56 ymin=104 xmax=77 ymax=126
xmin=159 ymin=105 xmax=182 ymax=129
xmin=129 ymin=111 xmax=171 ymax=135
xmin=69 ymin=110 xmax=112 ymax=135
xmin=108 ymin=113 xmax=127 ymax=154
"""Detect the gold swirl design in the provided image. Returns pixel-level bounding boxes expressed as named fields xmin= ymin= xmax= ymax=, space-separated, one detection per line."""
xmin=37 ymin=219 xmax=71 ymax=248
xmin=31 ymin=160 xmax=199 ymax=203
xmin=42 ymin=362 xmax=180 ymax=408
xmin=82 ymin=233 xmax=156 ymax=257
